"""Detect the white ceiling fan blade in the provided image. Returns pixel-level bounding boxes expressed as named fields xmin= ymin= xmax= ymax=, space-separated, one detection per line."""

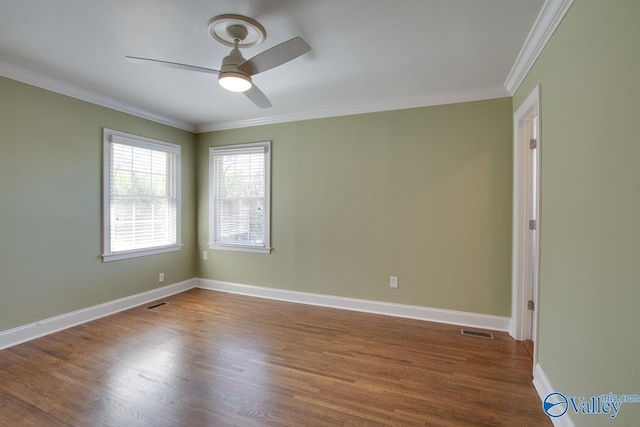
xmin=126 ymin=56 xmax=220 ymax=75
xmin=244 ymin=84 xmax=272 ymax=109
xmin=237 ymin=37 xmax=310 ymax=76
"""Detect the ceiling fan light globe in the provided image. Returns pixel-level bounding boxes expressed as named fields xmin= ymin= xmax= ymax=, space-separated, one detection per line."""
xmin=218 ymin=72 xmax=252 ymax=92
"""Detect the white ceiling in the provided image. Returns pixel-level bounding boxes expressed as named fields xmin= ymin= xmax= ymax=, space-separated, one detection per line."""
xmin=0 ymin=0 xmax=545 ymax=132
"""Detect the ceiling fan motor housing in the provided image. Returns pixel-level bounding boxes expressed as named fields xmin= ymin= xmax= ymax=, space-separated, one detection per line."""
xmin=220 ymin=47 xmax=246 ymax=73
xmin=218 ymin=47 xmax=252 ymax=91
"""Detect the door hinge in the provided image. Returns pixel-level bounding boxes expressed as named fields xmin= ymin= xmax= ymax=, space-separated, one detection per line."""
xmin=527 ymin=300 xmax=535 ymax=311
xmin=529 ymin=219 xmax=537 ymax=230
xmin=530 ymin=138 xmax=537 ymax=149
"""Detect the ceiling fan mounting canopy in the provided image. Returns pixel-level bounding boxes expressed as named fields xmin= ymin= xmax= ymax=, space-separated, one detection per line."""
xmin=207 ymin=14 xmax=266 ymax=48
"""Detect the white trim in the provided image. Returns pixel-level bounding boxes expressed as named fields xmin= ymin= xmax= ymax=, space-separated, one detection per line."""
xmin=511 ymin=84 xmax=541 ymax=357
xmin=207 ymin=243 xmax=271 ymax=254
xmin=0 ymin=60 xmax=195 ymax=132
xmin=0 ymin=279 xmax=197 ymax=350
xmin=196 ymin=85 xmax=509 ymax=132
xmin=1 ymin=0 xmax=573 ymax=136
xmin=0 ymin=57 xmax=509 ymax=134
xmin=102 ymin=128 xmax=182 ymax=262
xmin=533 ymin=363 xmax=576 ymax=427
xmin=197 ymin=278 xmax=511 ymax=331
xmin=0 ymin=278 xmax=511 ymax=350
xmin=208 ymin=141 xmax=271 ymax=252
xmin=504 ymin=0 xmax=574 ymax=94
xmin=102 ymin=244 xmax=183 ymax=262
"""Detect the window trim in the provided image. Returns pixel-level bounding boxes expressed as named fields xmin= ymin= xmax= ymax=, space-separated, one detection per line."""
xmin=208 ymin=141 xmax=271 ymax=254
xmin=102 ymin=128 xmax=182 ymax=262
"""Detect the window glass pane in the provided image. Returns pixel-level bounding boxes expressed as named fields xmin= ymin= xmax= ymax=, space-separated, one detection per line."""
xmin=216 ymin=153 xmax=265 ymax=199
xmin=134 ymin=219 xmax=152 ymax=246
xmin=152 ymin=151 xmax=167 ymax=174
xmin=112 ymin=170 xmax=132 ymax=195
xmin=113 ymin=144 xmax=132 ymax=170
xmin=153 ymin=199 xmax=168 ymax=221
xmin=104 ymin=130 xmax=181 ymax=259
xmin=131 ymin=146 xmax=152 ymax=173
xmin=210 ymin=143 xmax=269 ymax=250
xmin=151 ymin=173 xmax=167 ymax=197
xmin=132 ymin=172 xmax=152 ymax=195
xmin=134 ymin=198 xmax=153 ymax=222
xmin=217 ymin=198 xmax=265 ymax=244
xmin=153 ymin=222 xmax=169 ymax=244
xmin=111 ymin=197 xmax=134 ymax=222
xmin=112 ymin=222 xmax=133 ymax=251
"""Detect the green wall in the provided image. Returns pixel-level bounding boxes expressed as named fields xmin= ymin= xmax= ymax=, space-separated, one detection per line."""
xmin=198 ymin=98 xmax=513 ymax=317
xmin=0 ymin=76 xmax=197 ymax=332
xmin=0 ymin=75 xmax=513 ymax=332
xmin=514 ymin=1 xmax=640 ymax=425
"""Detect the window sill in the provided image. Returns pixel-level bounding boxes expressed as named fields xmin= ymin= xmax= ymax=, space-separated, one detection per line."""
xmin=102 ymin=244 xmax=182 ymax=262
xmin=208 ymin=243 xmax=271 ymax=254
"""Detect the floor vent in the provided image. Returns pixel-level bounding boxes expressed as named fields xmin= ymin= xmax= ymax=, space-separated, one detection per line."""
xmin=146 ymin=302 xmax=167 ymax=310
xmin=461 ymin=329 xmax=494 ymax=339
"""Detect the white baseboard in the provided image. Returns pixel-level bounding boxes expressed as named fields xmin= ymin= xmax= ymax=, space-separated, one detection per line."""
xmin=197 ymin=278 xmax=511 ymax=332
xmin=533 ymin=363 xmax=575 ymax=427
xmin=0 ymin=278 xmax=512 ymax=351
xmin=0 ymin=278 xmax=197 ymax=350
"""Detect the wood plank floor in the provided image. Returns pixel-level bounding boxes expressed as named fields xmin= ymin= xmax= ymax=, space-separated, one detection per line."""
xmin=0 ymin=289 xmax=551 ymax=426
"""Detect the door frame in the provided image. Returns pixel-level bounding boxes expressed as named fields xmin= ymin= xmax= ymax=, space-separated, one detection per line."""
xmin=511 ymin=84 xmax=541 ymax=367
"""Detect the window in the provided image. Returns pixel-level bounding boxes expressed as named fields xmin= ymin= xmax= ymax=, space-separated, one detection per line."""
xmin=209 ymin=141 xmax=271 ymax=253
xmin=103 ymin=129 xmax=181 ymax=262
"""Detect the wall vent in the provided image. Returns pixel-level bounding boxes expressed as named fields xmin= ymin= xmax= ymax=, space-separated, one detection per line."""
xmin=461 ymin=329 xmax=493 ymax=339
xmin=146 ymin=302 xmax=167 ymax=310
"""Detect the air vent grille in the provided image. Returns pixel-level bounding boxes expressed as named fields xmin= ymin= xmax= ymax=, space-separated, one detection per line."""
xmin=146 ymin=302 xmax=167 ymax=310
xmin=461 ymin=329 xmax=493 ymax=339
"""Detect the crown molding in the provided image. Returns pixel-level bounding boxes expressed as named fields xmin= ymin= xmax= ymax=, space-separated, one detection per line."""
xmin=4 ymin=14 xmax=550 ymax=137
xmin=1 ymin=56 xmax=508 ymax=134
xmin=0 ymin=60 xmax=196 ymax=132
xmin=504 ymin=0 xmax=574 ymax=95
xmin=195 ymin=85 xmax=510 ymax=133
xmin=0 ymin=56 xmax=508 ymax=134
xmin=0 ymin=1 xmax=569 ymax=135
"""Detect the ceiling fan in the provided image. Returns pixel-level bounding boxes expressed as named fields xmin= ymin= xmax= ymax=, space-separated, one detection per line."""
xmin=126 ymin=14 xmax=310 ymax=109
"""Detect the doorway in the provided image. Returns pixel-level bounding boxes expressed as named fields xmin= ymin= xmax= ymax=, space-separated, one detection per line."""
xmin=511 ymin=84 xmax=541 ymax=368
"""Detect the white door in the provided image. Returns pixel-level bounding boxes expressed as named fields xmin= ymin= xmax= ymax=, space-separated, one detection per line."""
xmin=511 ymin=85 xmax=541 ymax=366
xmin=523 ymin=110 xmax=539 ymax=342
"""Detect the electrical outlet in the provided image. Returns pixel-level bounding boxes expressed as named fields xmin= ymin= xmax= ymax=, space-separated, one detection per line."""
xmin=159 ymin=272 xmax=164 ymax=283
xmin=390 ymin=276 xmax=398 ymax=288
xmin=203 ymin=251 xmax=208 ymax=260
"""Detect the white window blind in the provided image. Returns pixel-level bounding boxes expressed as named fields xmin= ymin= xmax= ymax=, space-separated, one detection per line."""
xmin=103 ymin=129 xmax=181 ymax=261
xmin=209 ymin=142 xmax=271 ymax=253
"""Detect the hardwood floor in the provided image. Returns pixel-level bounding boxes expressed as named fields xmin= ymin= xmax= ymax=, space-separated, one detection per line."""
xmin=523 ymin=340 xmax=534 ymax=361
xmin=0 ymin=289 xmax=551 ymax=426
